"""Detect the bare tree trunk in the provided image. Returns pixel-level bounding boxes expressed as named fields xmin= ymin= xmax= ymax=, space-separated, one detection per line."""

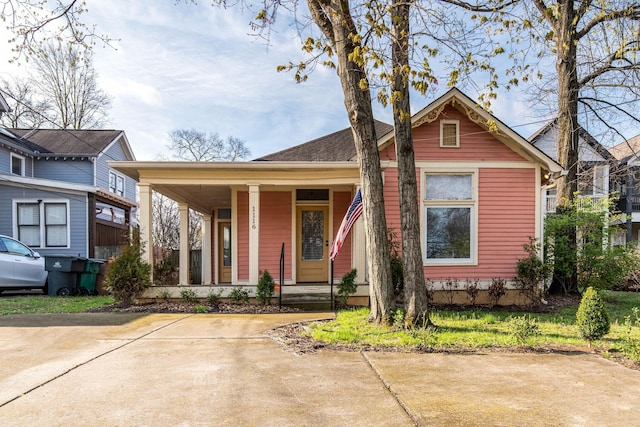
xmin=550 ymin=0 xmax=580 ymax=294
xmin=554 ymin=0 xmax=580 ymax=206
xmin=391 ymin=0 xmax=429 ymax=327
xmin=308 ymin=0 xmax=395 ymax=323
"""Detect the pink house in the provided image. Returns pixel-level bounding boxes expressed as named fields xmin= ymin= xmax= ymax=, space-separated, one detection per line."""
xmin=111 ymin=88 xmax=561 ymax=303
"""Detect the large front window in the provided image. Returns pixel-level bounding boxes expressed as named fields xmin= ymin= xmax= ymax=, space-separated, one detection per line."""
xmin=424 ymin=173 xmax=476 ymax=264
xmin=16 ymin=201 xmax=69 ymax=248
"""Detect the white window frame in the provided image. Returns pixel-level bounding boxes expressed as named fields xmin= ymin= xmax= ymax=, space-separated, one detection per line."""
xmin=422 ymin=169 xmax=478 ymax=265
xmin=578 ymin=163 xmax=609 ymax=196
xmin=440 ymin=120 xmax=460 ymax=148
xmin=109 ymin=171 xmax=125 ymax=197
xmin=592 ymin=164 xmax=608 ymax=196
xmin=13 ymin=199 xmax=71 ymax=249
xmin=10 ymin=153 xmax=25 ymax=176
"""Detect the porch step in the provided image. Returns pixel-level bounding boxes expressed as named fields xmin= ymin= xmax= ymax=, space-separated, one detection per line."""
xmin=280 ymin=300 xmax=334 ymax=311
xmin=278 ymin=285 xmax=334 ymax=304
xmin=280 ymin=293 xmax=332 ymax=303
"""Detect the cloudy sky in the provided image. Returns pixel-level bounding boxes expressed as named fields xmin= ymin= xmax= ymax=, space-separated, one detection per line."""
xmin=0 ymin=1 xmax=619 ymax=161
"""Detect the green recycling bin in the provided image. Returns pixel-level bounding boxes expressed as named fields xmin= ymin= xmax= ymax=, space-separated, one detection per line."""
xmin=45 ymin=255 xmax=87 ymax=296
xmin=77 ymin=259 xmax=105 ymax=295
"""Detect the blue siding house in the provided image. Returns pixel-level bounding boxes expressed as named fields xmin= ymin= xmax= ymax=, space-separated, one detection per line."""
xmin=0 ymin=98 xmax=138 ymax=258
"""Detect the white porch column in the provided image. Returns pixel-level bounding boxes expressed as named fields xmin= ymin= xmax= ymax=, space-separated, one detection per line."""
xmin=248 ymin=185 xmax=260 ymax=285
xmin=202 ymin=214 xmax=212 ymax=285
xmin=352 ymin=186 xmax=367 ymax=283
xmin=179 ymin=202 xmax=190 ymax=286
xmin=353 ymin=216 xmax=367 ymax=283
xmin=137 ymin=183 xmax=154 ymax=275
xmin=231 ymin=190 xmax=238 ymax=285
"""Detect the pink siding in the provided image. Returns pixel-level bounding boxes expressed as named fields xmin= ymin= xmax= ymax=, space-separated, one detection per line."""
xmin=384 ymin=167 xmax=536 ymax=280
xmin=383 ymin=168 xmax=423 ymax=257
xmin=332 ymin=191 xmax=354 ymax=276
xmin=379 ymin=106 xmax=529 ymax=162
xmin=425 ymin=168 xmax=535 ymax=280
xmin=383 ymin=169 xmax=402 ymax=241
xmin=237 ymin=192 xmax=249 ymax=280
xmin=259 ymin=192 xmax=292 ymax=281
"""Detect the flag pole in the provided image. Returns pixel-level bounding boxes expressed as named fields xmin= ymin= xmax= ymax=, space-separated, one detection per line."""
xmin=329 ymin=188 xmax=363 ymax=312
xmin=330 ymin=260 xmax=334 ymax=311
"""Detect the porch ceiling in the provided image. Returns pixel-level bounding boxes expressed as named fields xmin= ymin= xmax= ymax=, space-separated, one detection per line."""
xmin=153 ymin=184 xmax=231 ymax=214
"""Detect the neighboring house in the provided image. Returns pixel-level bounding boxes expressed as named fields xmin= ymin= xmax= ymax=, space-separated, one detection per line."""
xmin=111 ymin=88 xmax=561 ymax=302
xmin=528 ymin=120 xmax=617 ymax=214
xmin=0 ymin=117 xmax=138 ymax=258
xmin=609 ymin=134 xmax=640 ymax=244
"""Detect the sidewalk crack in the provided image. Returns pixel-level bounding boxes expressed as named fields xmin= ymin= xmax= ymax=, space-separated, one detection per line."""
xmin=361 ymin=352 xmax=420 ymax=426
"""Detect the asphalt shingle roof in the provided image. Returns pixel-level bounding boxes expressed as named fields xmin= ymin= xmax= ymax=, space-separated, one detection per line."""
xmin=8 ymin=128 xmax=122 ymax=156
xmin=256 ymin=120 xmax=393 ymax=161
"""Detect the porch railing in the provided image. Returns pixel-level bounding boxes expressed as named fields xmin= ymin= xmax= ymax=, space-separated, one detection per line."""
xmin=544 ymin=194 xmax=607 ymax=214
xmin=617 ymin=196 xmax=640 ymax=213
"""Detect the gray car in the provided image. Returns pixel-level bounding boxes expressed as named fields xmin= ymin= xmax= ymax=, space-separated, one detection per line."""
xmin=0 ymin=235 xmax=48 ymax=293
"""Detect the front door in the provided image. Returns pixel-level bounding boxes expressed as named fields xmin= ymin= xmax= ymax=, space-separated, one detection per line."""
xmin=296 ymin=206 xmax=329 ymax=282
xmin=218 ymin=222 xmax=232 ymax=283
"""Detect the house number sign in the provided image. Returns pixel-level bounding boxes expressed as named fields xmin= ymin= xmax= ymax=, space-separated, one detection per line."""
xmin=251 ymin=206 xmax=257 ymax=230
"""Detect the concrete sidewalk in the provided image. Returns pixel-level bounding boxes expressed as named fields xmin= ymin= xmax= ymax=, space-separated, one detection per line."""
xmin=1 ymin=313 xmax=639 ymax=426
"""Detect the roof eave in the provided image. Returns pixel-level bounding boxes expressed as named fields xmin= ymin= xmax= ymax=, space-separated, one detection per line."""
xmin=108 ymin=160 xmax=365 ymax=181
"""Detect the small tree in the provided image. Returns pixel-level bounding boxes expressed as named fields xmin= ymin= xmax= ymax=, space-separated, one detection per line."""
xmin=337 ymin=269 xmax=358 ymax=307
xmin=514 ymin=238 xmax=551 ymax=303
xmin=105 ymin=230 xmax=152 ymax=305
xmin=576 ymin=287 xmax=610 ymax=348
xmin=545 ymin=195 xmax=639 ymax=293
xmin=256 ymin=270 xmax=275 ymax=305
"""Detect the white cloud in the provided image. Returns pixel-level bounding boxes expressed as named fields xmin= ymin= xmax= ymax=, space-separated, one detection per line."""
xmin=8 ymin=0 xmax=633 ymax=163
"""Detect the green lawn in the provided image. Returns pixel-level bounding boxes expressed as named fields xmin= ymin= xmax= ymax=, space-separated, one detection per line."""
xmin=0 ymin=294 xmax=114 ymax=315
xmin=308 ymin=291 xmax=640 ymax=362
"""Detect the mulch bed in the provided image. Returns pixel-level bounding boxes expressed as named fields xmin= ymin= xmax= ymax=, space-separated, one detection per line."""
xmin=85 ymin=301 xmax=301 ymax=314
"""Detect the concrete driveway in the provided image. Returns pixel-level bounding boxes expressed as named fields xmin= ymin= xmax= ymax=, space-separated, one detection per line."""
xmin=0 ymin=313 xmax=639 ymax=426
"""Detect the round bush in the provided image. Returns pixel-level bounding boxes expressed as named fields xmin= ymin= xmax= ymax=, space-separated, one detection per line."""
xmin=576 ymin=287 xmax=610 ymax=346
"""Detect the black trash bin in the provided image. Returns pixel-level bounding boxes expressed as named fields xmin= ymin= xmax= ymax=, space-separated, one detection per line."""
xmin=45 ymin=255 xmax=87 ymax=296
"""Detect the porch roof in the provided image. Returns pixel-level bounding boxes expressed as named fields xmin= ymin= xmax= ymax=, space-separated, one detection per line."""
xmin=109 ymin=160 xmax=371 ymax=214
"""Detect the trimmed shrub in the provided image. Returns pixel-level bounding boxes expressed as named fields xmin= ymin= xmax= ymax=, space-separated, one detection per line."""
xmin=105 ymin=231 xmax=152 ymax=305
xmin=576 ymin=287 xmax=610 ymax=347
xmin=229 ymin=287 xmax=250 ymax=304
xmin=256 ymin=270 xmax=275 ymax=305
xmin=179 ymin=288 xmax=198 ymax=303
xmin=156 ymin=289 xmax=171 ymax=302
xmin=206 ymin=289 xmax=222 ymax=306
xmin=337 ymin=269 xmax=358 ymax=306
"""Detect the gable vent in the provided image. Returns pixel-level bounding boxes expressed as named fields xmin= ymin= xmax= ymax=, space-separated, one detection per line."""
xmin=440 ymin=121 xmax=459 ymax=148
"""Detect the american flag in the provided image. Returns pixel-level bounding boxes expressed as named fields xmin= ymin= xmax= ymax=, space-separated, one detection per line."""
xmin=329 ymin=189 xmax=363 ymax=261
